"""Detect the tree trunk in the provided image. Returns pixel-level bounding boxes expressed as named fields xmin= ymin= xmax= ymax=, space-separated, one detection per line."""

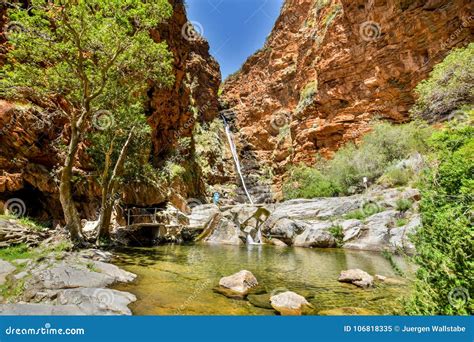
xmin=59 ymin=124 xmax=84 ymax=244
xmin=97 ymin=127 xmax=135 ymax=242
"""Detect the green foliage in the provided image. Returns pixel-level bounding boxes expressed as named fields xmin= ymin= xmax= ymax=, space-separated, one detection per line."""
xmin=321 ymin=121 xmax=432 ymax=194
xmin=395 ymin=218 xmax=409 ymax=227
xmin=404 ymin=124 xmax=473 ymax=315
xmin=194 ymin=119 xmax=225 ymax=176
xmin=0 ymin=215 xmax=47 ymax=231
xmin=322 ymin=3 xmax=342 ymax=27
xmin=283 ymin=164 xmax=340 ymax=200
xmin=295 ymin=81 xmax=318 ymax=114
xmin=378 ymin=165 xmax=414 ymax=187
xmin=0 ymin=244 xmax=31 ymax=261
xmin=283 ymin=121 xmax=432 ymax=199
xmin=328 ymin=225 xmax=344 ymax=247
xmin=1 ymin=1 xmax=174 ymax=102
xmin=344 ymin=205 xmax=382 ymax=220
xmin=395 ymin=198 xmax=413 ymax=212
xmin=410 ymin=43 xmax=474 ymax=122
xmin=382 ymin=251 xmax=405 ymax=277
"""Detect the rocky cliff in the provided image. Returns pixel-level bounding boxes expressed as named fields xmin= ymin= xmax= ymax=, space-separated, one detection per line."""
xmin=221 ymin=0 xmax=473 ymax=195
xmin=0 ymin=0 xmax=220 ymax=224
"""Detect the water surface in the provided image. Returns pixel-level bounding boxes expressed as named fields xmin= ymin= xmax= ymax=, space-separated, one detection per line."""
xmin=113 ymin=244 xmax=413 ymax=315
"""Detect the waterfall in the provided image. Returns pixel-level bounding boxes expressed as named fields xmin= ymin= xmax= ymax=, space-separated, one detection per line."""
xmin=222 ymin=118 xmax=254 ymax=205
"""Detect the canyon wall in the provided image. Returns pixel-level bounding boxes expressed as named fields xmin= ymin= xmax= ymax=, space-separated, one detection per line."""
xmin=0 ymin=0 xmax=221 ymax=223
xmin=221 ymin=0 xmax=473 ymax=194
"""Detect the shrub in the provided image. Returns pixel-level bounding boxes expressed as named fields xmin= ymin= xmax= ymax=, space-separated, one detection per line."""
xmin=395 ymin=198 xmax=413 ymax=213
xmin=321 ymin=121 xmax=432 ymax=193
xmin=404 ymin=124 xmax=473 ymax=315
xmin=282 ymin=164 xmax=339 ymax=200
xmin=378 ymin=165 xmax=414 ymax=187
xmin=282 ymin=121 xmax=432 ymax=199
xmin=295 ymin=81 xmax=318 ymax=114
xmin=410 ymin=43 xmax=474 ymax=122
xmin=328 ymin=225 xmax=344 ymax=247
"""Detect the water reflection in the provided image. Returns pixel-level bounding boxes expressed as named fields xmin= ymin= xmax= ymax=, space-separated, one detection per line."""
xmin=113 ymin=244 xmax=411 ymax=315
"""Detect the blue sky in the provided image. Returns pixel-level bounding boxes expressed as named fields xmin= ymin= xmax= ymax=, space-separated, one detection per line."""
xmin=186 ymin=0 xmax=285 ymax=80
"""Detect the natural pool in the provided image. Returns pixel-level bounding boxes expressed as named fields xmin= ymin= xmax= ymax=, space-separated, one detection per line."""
xmin=112 ymin=244 xmax=414 ymax=315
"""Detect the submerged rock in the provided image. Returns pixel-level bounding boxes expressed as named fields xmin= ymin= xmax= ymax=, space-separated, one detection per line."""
xmin=218 ymin=270 xmax=258 ymax=296
xmin=338 ymin=269 xmax=374 ymax=288
xmin=247 ymin=293 xmax=273 ymax=309
xmin=270 ymin=291 xmax=311 ymax=315
xmin=375 ymin=274 xmax=406 ymax=285
xmin=318 ymin=307 xmax=378 ymax=315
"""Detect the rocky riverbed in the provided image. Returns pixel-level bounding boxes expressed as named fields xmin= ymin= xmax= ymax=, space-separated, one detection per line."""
xmin=0 ymin=247 xmax=137 ymax=315
xmin=191 ymin=187 xmax=421 ymax=253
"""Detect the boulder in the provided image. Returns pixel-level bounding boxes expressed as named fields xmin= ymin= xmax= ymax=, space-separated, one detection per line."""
xmin=293 ymin=222 xmax=336 ymax=248
xmin=31 ymin=265 xmax=116 ymax=290
xmin=205 ymin=217 xmax=243 ymax=245
xmin=263 ymin=217 xmax=308 ymax=244
xmin=270 ymin=291 xmax=311 ymax=315
xmin=218 ymin=270 xmax=258 ymax=295
xmin=338 ymin=269 xmax=374 ymax=288
xmin=247 ymin=293 xmax=273 ymax=309
xmin=56 ymin=288 xmax=136 ymax=315
xmin=90 ymin=260 xmax=136 ymax=283
xmin=0 ymin=259 xmax=15 ymax=285
xmin=0 ymin=303 xmax=88 ymax=315
xmin=268 ymin=238 xmax=288 ymax=247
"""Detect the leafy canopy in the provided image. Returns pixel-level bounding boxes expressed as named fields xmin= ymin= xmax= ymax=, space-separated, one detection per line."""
xmin=1 ymin=0 xmax=174 ymax=119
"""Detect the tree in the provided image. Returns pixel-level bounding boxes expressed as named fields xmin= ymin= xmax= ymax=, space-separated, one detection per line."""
xmin=1 ymin=0 xmax=174 ymax=244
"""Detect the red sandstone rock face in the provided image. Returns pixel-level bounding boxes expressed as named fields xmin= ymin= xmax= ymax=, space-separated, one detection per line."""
xmin=0 ymin=1 xmax=220 ymax=222
xmin=221 ymin=0 xmax=473 ymax=191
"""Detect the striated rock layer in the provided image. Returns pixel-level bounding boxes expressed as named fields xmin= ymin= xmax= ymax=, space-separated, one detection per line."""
xmin=221 ymin=0 xmax=473 ymax=194
xmin=0 ymin=0 xmax=220 ymax=223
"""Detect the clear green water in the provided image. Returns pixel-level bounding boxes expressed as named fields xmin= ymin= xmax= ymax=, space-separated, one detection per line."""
xmin=112 ymin=244 xmax=413 ymax=315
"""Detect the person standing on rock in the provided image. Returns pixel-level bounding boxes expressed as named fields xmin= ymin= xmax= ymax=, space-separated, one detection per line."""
xmin=213 ymin=192 xmax=220 ymax=206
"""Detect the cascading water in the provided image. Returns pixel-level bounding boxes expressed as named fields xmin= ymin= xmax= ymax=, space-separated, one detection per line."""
xmin=222 ymin=116 xmax=254 ymax=205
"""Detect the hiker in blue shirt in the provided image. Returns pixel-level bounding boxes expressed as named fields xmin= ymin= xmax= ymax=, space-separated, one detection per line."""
xmin=213 ymin=192 xmax=220 ymax=205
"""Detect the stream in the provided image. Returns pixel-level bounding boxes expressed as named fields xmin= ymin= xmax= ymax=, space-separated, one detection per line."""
xmin=112 ymin=244 xmax=414 ymax=315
